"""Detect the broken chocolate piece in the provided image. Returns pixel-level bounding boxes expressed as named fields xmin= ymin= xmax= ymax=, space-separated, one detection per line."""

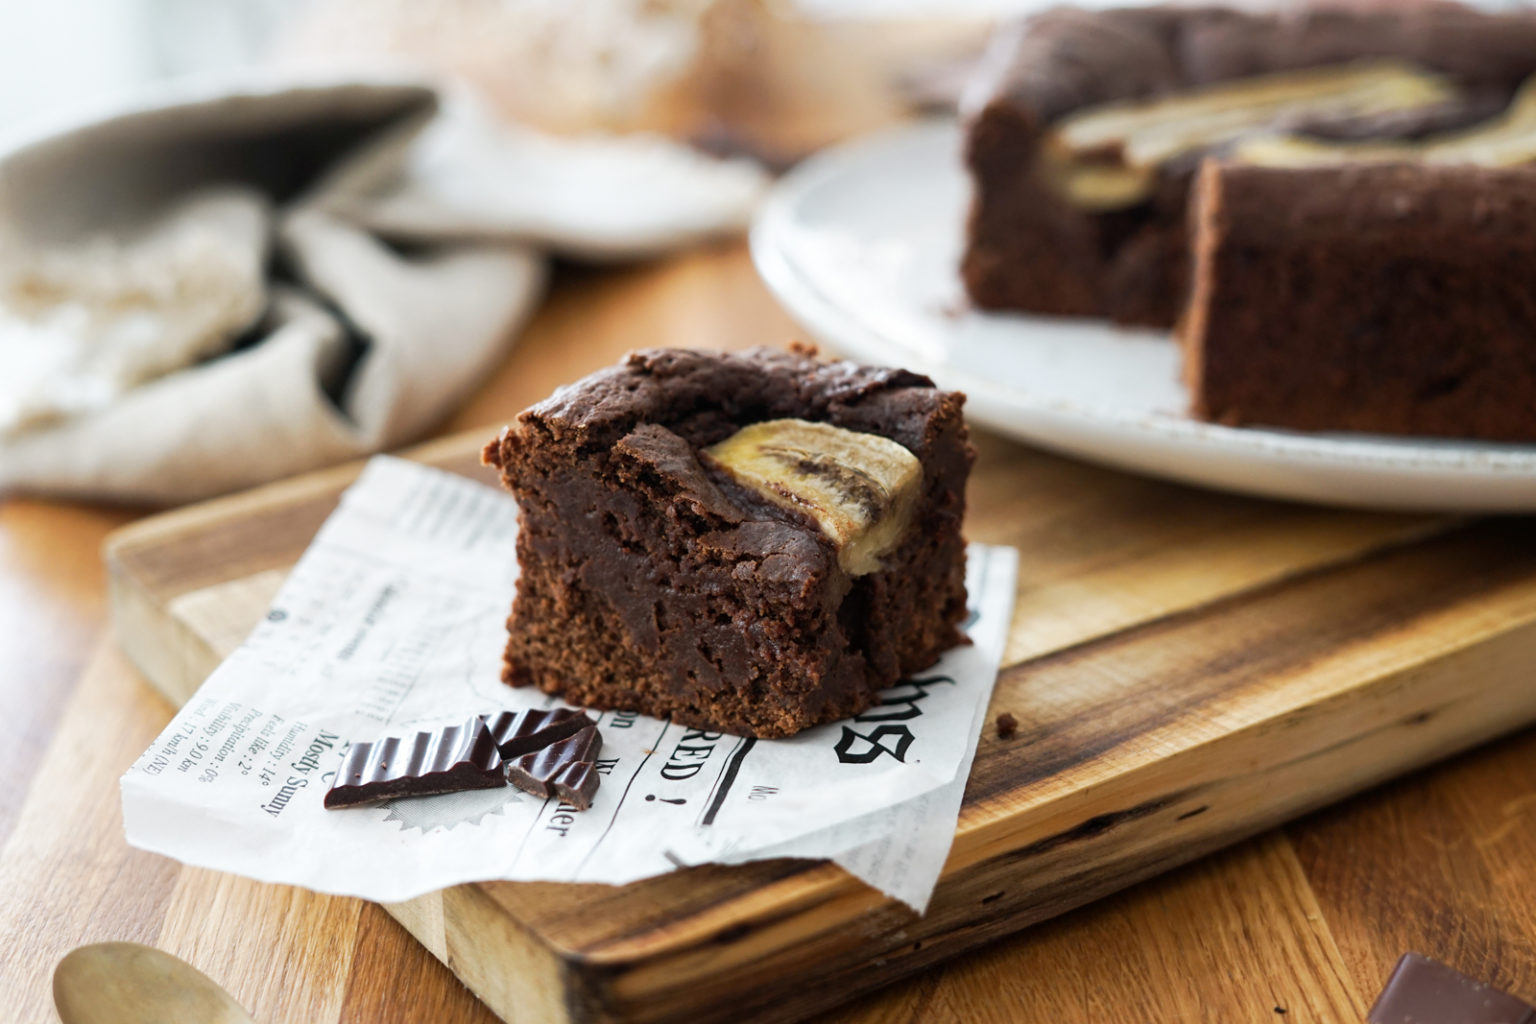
xmin=1369 ymin=953 xmax=1536 ymax=1024
xmin=480 ymin=707 xmax=594 ymax=759
xmin=995 ymin=712 xmax=1019 ymax=739
xmin=506 ymin=724 xmax=603 ymax=810
xmin=324 ymin=717 xmax=505 ymax=809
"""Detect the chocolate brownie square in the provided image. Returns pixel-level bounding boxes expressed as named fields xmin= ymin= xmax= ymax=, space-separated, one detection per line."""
xmin=1183 ymin=160 xmax=1536 ymax=441
xmin=482 ymin=348 xmax=972 ymax=739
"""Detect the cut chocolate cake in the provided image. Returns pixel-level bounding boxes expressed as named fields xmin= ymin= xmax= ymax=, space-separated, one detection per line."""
xmin=482 ymin=347 xmax=972 ymax=739
xmin=961 ymin=4 xmax=1536 ymax=327
xmin=1183 ymin=159 xmax=1536 ymax=441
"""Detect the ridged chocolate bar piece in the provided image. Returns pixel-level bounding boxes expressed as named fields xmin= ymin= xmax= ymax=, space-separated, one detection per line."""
xmin=480 ymin=707 xmax=594 ymax=759
xmin=1369 ymin=954 xmax=1535 ymax=1024
xmin=506 ymin=725 xmax=603 ymax=810
xmin=324 ymin=717 xmax=505 ymax=809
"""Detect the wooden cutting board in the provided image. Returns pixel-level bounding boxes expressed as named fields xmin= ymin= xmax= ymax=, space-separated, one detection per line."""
xmin=103 ymin=421 xmax=1536 ymax=1024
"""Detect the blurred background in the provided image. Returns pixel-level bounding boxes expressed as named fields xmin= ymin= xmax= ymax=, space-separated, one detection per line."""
xmin=7 ymin=0 xmax=1531 ymax=160
xmin=0 ymin=0 xmax=1046 ymax=143
xmin=3 ymin=0 xmax=1533 ymax=508
xmin=0 ymin=0 xmax=1065 ymax=505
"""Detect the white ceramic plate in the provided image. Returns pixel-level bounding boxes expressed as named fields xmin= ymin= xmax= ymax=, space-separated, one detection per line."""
xmin=751 ymin=120 xmax=1536 ymax=511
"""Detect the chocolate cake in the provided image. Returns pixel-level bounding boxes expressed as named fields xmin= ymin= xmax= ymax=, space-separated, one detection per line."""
xmin=961 ymin=3 xmax=1536 ymax=327
xmin=482 ymin=347 xmax=972 ymax=739
xmin=1183 ymin=160 xmax=1536 ymax=441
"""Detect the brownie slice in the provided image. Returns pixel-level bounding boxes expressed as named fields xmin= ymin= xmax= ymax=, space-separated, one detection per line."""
xmin=960 ymin=4 xmax=1536 ymax=327
xmin=482 ymin=348 xmax=972 ymax=739
xmin=1182 ymin=160 xmax=1536 ymax=441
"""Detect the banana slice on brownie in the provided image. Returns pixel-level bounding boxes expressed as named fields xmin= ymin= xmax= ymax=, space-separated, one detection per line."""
xmin=703 ymin=418 xmax=920 ymax=576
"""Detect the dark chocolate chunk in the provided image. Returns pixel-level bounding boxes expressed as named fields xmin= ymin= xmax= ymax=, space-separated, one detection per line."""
xmin=1369 ymin=953 xmax=1535 ymax=1024
xmin=480 ymin=707 xmax=594 ymax=759
xmin=506 ymin=725 xmax=603 ymax=810
xmin=995 ymin=712 xmax=1019 ymax=739
xmin=324 ymin=717 xmax=505 ymax=809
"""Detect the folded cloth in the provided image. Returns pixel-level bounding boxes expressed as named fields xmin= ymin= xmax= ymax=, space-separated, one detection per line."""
xmin=0 ymin=76 xmax=768 ymax=503
xmin=0 ymin=186 xmax=271 ymax=436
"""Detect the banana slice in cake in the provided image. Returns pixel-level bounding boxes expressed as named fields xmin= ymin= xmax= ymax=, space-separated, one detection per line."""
xmin=1236 ymin=75 xmax=1536 ymax=169
xmin=1042 ymin=61 xmax=1459 ymax=209
xmin=1054 ymin=61 xmax=1456 ymax=169
xmin=703 ymin=418 xmax=921 ymax=576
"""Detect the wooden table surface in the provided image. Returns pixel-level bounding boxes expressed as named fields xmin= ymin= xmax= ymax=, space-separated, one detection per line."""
xmin=2 ymin=242 xmax=1533 ymax=1023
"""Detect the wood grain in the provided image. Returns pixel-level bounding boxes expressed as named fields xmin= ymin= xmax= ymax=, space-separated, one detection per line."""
xmin=0 ymin=641 xmax=182 ymax=1024
xmin=1291 ymin=726 xmax=1536 ymax=1003
xmin=339 ymin=903 xmax=500 ymax=1024
xmin=3 ymin=245 xmax=1535 ymax=1024
xmin=0 ymin=500 xmax=131 ymax=840
xmin=102 ymin=406 xmax=1536 ymax=1019
xmin=825 ymin=834 xmax=1369 ymax=1024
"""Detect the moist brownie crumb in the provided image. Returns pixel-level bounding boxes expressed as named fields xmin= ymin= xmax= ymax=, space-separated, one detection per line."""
xmin=1182 ymin=161 xmax=1536 ymax=441
xmin=482 ymin=347 xmax=973 ymax=739
xmin=995 ymin=712 xmax=1019 ymax=739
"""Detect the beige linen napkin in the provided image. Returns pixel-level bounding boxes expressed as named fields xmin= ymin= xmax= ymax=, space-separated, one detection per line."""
xmin=0 ymin=77 xmax=767 ymax=503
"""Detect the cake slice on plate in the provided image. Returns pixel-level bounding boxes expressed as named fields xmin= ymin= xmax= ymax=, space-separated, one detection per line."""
xmin=960 ymin=3 xmax=1536 ymax=328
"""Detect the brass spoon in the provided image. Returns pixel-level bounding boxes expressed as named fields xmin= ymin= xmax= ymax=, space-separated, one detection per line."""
xmin=54 ymin=942 xmax=255 ymax=1024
